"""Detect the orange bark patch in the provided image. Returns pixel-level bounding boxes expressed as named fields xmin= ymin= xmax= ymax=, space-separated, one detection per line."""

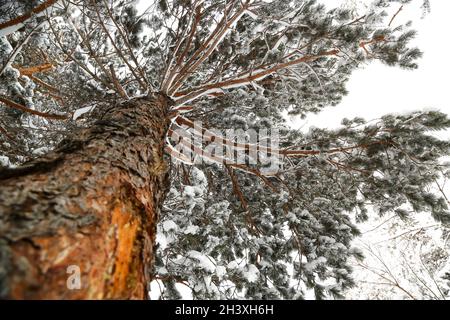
xmin=17 ymin=63 xmax=54 ymax=76
xmin=107 ymin=203 xmax=140 ymax=298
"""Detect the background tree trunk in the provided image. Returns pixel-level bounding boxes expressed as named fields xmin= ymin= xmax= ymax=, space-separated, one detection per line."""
xmin=0 ymin=94 xmax=171 ymax=299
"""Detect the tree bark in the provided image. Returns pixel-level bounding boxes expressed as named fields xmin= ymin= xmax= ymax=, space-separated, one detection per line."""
xmin=0 ymin=93 xmax=171 ymax=299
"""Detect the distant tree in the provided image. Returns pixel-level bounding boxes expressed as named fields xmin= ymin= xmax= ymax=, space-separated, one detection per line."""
xmin=0 ymin=0 xmax=448 ymax=299
xmin=346 ymin=209 xmax=450 ymax=300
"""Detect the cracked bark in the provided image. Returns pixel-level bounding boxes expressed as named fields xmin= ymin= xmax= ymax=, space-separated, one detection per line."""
xmin=0 ymin=93 xmax=171 ymax=299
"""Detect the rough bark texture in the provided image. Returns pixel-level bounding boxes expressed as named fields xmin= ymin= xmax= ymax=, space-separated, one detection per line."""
xmin=0 ymin=93 xmax=171 ymax=299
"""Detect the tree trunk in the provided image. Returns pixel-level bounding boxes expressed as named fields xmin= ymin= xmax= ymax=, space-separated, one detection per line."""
xmin=0 ymin=93 xmax=171 ymax=299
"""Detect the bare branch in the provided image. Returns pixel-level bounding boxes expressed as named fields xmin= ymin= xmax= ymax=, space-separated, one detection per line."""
xmin=0 ymin=95 xmax=67 ymax=120
xmin=0 ymin=124 xmax=15 ymax=141
xmin=109 ymin=64 xmax=128 ymax=99
xmin=17 ymin=63 xmax=53 ymax=76
xmin=0 ymin=0 xmax=59 ymax=35
xmin=100 ymin=0 xmax=151 ymax=89
xmin=389 ymin=5 xmax=404 ymax=27
xmin=0 ymin=22 xmax=45 ymax=77
xmin=173 ymin=50 xmax=339 ymax=105
xmin=168 ymin=1 xmax=249 ymax=95
xmin=91 ymin=0 xmax=148 ymax=91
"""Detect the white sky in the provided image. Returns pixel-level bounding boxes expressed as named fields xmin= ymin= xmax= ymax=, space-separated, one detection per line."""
xmin=289 ymin=0 xmax=450 ymax=139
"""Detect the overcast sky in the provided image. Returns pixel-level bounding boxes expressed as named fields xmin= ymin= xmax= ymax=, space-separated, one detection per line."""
xmin=290 ymin=0 xmax=450 ymax=139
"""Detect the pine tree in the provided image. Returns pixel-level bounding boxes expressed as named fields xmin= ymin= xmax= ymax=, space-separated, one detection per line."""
xmin=0 ymin=0 xmax=448 ymax=299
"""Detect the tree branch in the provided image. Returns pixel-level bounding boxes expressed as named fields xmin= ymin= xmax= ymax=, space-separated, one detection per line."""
xmin=168 ymin=1 xmax=249 ymax=95
xmin=173 ymin=50 xmax=339 ymax=105
xmin=16 ymin=63 xmax=53 ymax=76
xmin=0 ymin=95 xmax=67 ymax=120
xmin=91 ymin=0 xmax=147 ymax=91
xmin=0 ymin=0 xmax=59 ymax=35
